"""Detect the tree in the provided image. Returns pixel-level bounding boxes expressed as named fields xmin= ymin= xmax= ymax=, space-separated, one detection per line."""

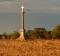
xmin=8 ymin=33 xmax=14 ymax=39
xmin=10 ymin=31 xmax=20 ymax=39
xmin=34 ymin=28 xmax=47 ymax=38
xmin=0 ymin=34 xmax=2 ymax=39
xmin=26 ymin=30 xmax=33 ymax=39
xmin=45 ymin=31 xmax=52 ymax=39
xmin=51 ymin=25 xmax=60 ymax=39
xmin=26 ymin=28 xmax=47 ymax=39
xmin=2 ymin=32 xmax=8 ymax=39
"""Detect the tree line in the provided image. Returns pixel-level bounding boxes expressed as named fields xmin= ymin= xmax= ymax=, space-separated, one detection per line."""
xmin=0 ymin=25 xmax=60 ymax=40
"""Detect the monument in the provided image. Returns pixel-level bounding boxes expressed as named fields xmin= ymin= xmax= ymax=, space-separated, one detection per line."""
xmin=18 ymin=6 xmax=25 ymax=40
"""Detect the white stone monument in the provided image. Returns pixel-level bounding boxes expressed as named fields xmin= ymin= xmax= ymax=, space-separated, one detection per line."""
xmin=18 ymin=6 xmax=25 ymax=40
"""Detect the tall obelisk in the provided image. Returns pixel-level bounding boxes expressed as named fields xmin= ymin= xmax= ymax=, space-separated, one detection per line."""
xmin=19 ymin=6 xmax=25 ymax=40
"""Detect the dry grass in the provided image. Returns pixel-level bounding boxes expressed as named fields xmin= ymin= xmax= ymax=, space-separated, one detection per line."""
xmin=0 ymin=39 xmax=60 ymax=56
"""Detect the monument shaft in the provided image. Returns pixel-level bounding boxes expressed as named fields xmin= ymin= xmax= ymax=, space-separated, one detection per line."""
xmin=18 ymin=6 xmax=25 ymax=40
xmin=21 ymin=12 xmax=24 ymax=29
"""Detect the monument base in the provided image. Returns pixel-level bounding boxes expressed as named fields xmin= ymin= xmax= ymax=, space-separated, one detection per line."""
xmin=17 ymin=29 xmax=25 ymax=40
xmin=18 ymin=36 xmax=25 ymax=40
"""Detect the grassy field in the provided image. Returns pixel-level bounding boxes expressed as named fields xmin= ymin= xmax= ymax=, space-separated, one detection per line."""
xmin=0 ymin=39 xmax=60 ymax=56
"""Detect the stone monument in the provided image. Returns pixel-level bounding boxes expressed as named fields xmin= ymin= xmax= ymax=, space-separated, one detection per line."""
xmin=18 ymin=6 xmax=25 ymax=40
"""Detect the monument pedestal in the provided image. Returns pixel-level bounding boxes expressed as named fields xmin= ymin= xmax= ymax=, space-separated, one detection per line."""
xmin=19 ymin=29 xmax=25 ymax=40
xmin=17 ymin=29 xmax=25 ymax=40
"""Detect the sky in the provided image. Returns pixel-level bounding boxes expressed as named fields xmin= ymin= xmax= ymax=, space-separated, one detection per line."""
xmin=0 ymin=0 xmax=60 ymax=34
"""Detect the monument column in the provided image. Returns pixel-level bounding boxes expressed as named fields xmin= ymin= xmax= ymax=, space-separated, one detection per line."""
xmin=18 ymin=6 xmax=25 ymax=40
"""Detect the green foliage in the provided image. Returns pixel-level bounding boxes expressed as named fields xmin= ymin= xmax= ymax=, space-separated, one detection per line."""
xmin=10 ymin=31 xmax=20 ymax=39
xmin=2 ymin=32 xmax=8 ymax=39
xmin=0 ymin=34 xmax=2 ymax=39
xmin=51 ymin=25 xmax=60 ymax=39
xmin=26 ymin=28 xmax=48 ymax=39
xmin=26 ymin=30 xmax=34 ymax=39
xmin=46 ymin=31 xmax=52 ymax=39
xmin=34 ymin=28 xmax=47 ymax=38
xmin=1 ymin=31 xmax=20 ymax=39
xmin=0 ymin=24 xmax=60 ymax=40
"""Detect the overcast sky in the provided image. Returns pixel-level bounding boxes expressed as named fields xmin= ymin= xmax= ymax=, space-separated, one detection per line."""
xmin=0 ymin=0 xmax=60 ymax=34
xmin=0 ymin=0 xmax=60 ymax=13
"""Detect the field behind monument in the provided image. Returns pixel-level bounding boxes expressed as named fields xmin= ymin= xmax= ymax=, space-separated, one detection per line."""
xmin=0 ymin=39 xmax=60 ymax=56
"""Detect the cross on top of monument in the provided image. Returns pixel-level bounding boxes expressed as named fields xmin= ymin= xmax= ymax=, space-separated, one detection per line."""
xmin=21 ymin=6 xmax=24 ymax=12
xmin=21 ymin=6 xmax=24 ymax=9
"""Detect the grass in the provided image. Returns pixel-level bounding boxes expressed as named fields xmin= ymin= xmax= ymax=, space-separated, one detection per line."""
xmin=0 ymin=39 xmax=60 ymax=56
